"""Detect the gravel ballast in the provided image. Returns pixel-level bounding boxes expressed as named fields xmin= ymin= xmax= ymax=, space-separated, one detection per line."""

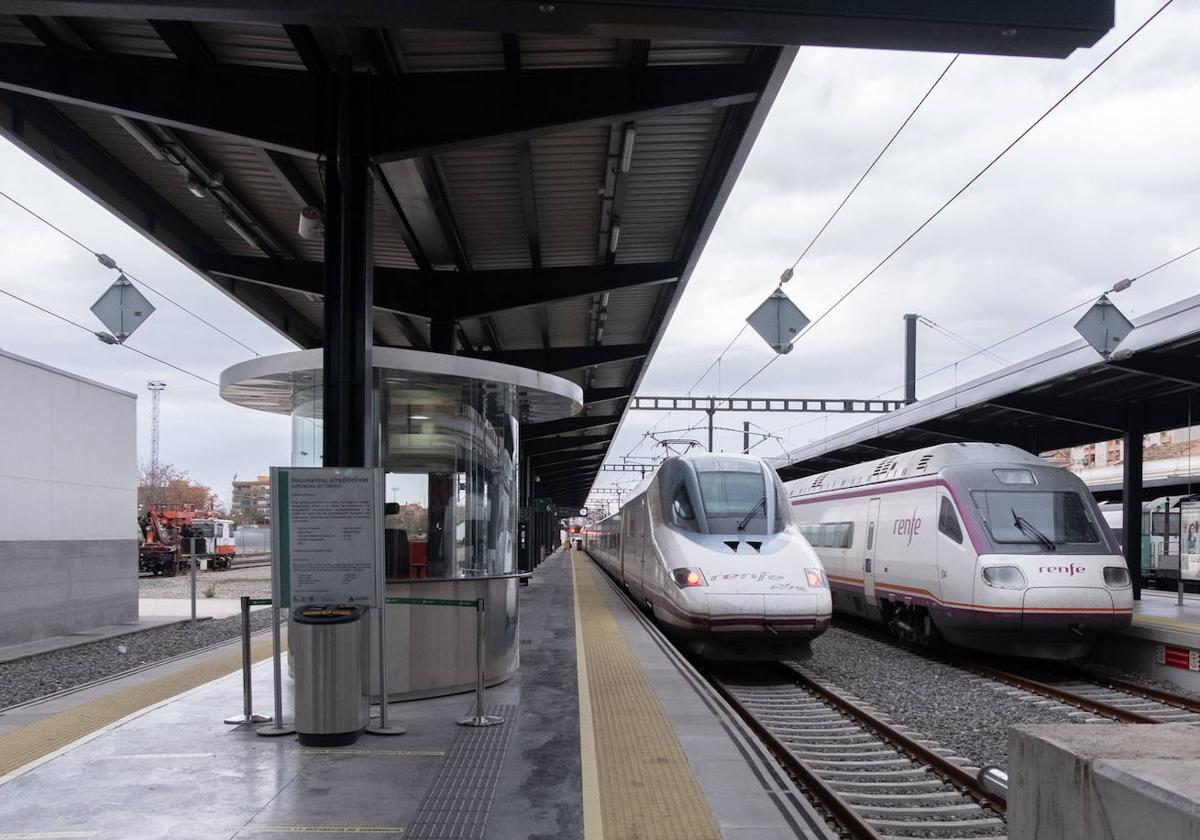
xmin=138 ymin=563 xmax=272 ymax=600
xmin=797 ymin=627 xmax=1088 ymax=771
xmin=0 ymin=608 xmax=281 ymax=709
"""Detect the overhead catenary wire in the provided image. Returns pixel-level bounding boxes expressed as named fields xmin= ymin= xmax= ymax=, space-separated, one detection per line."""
xmin=0 ymin=285 xmax=219 ymax=386
xmin=725 ymin=0 xmax=1177 ymax=401
xmin=0 ymin=187 xmax=262 ymax=356
xmin=919 ymin=315 xmax=1008 ymax=364
xmin=768 ymin=238 xmax=1200 ymax=452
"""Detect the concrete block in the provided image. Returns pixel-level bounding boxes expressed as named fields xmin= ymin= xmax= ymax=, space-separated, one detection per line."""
xmin=1009 ymin=723 xmax=1200 ymax=840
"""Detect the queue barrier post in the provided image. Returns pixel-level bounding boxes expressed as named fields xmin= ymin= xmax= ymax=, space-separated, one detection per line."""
xmin=224 ymin=596 xmax=274 ymax=725
xmin=383 ymin=596 xmax=503 ymax=728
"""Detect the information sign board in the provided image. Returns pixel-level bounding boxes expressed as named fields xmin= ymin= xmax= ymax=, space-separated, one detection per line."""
xmin=271 ymin=467 xmax=384 ymax=608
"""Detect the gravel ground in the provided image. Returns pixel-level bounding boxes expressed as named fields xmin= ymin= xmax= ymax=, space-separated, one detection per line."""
xmin=138 ymin=563 xmax=273 ymax=600
xmin=797 ymin=627 xmax=1087 ymax=771
xmin=0 ymin=608 xmax=282 ymax=708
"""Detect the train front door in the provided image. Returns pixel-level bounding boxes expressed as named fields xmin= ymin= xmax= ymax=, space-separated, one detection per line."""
xmin=863 ymin=498 xmax=881 ymax=608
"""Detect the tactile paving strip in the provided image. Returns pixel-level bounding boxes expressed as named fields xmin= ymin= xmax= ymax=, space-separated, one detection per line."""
xmin=404 ymin=704 xmax=518 ymax=839
xmin=572 ymin=556 xmax=722 ymax=840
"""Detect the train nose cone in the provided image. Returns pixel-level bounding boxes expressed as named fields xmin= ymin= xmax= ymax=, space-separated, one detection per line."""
xmin=1021 ymin=587 xmax=1118 ymax=630
xmin=705 ymin=592 xmax=823 ymax=635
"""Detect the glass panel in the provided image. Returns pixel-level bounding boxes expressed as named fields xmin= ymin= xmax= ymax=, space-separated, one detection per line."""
xmin=939 ymin=496 xmax=963 ymax=544
xmin=970 ymin=490 xmax=1100 ymax=545
xmin=696 ymin=466 xmax=771 ymax=533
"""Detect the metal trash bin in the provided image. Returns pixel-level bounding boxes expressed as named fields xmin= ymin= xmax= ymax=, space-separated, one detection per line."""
xmin=291 ymin=605 xmax=370 ymax=747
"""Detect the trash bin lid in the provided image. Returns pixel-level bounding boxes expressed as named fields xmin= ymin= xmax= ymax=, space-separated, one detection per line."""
xmin=293 ymin=604 xmax=368 ymax=624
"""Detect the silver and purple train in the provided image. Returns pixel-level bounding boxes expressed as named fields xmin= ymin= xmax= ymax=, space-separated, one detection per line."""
xmin=584 ymin=453 xmax=832 ymax=660
xmin=786 ymin=443 xmax=1134 ymax=658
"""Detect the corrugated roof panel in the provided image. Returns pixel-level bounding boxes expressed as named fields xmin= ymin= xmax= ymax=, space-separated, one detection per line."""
xmin=648 ymin=41 xmax=752 ymax=65
xmin=437 ymin=145 xmax=530 ymax=271
xmin=190 ymin=22 xmax=305 ymax=69
xmin=389 ymin=29 xmax=504 ymax=72
xmin=615 ymin=108 xmax=725 ymax=264
xmin=73 ymin=18 xmax=175 ymax=58
xmin=519 ymin=34 xmax=619 ymax=68
xmin=531 ymin=126 xmax=608 ymax=268
xmin=0 ymin=16 xmax=44 ymax=45
xmin=599 ymin=286 xmax=660 ymax=344
xmin=54 ymin=103 xmax=260 ymax=257
xmin=372 ymin=310 xmax=423 ymax=348
xmin=176 ymin=130 xmax=324 ymax=261
xmin=273 ymin=287 xmax=324 ymax=331
xmin=372 ymin=187 xmax=419 ymax=269
xmin=546 ymin=297 xmax=592 ymax=347
xmin=588 ymin=359 xmax=637 ymax=389
xmin=488 ymin=307 xmax=546 ymax=351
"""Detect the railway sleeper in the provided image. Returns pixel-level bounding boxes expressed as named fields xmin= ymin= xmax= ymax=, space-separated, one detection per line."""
xmin=831 ymin=779 xmax=945 ymax=791
xmin=867 ymin=816 xmax=1005 ymax=834
xmin=855 ymin=802 xmax=993 ymax=819
xmin=840 ymin=791 xmax=968 ymax=803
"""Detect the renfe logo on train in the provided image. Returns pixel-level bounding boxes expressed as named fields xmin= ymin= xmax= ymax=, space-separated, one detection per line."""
xmin=893 ymin=508 xmax=921 ymax=545
xmin=1039 ymin=563 xmax=1087 ymax=576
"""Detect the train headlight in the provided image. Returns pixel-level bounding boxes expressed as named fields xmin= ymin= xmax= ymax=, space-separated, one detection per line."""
xmin=671 ymin=567 xmax=707 ymax=588
xmin=805 ymin=568 xmax=828 ymax=588
xmin=1103 ymin=566 xmax=1131 ymax=588
xmin=981 ymin=565 xmax=1027 ymax=589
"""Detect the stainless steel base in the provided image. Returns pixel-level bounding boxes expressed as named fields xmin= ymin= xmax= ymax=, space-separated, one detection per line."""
xmin=457 ymin=714 xmax=504 ymax=727
xmin=256 ymin=723 xmax=296 ymax=737
xmin=224 ymin=713 xmax=272 ymax=725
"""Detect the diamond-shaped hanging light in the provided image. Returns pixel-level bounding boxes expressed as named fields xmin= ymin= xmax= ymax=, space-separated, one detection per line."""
xmin=746 ymin=288 xmax=809 ymax=354
xmin=90 ymin=275 xmax=155 ymax=342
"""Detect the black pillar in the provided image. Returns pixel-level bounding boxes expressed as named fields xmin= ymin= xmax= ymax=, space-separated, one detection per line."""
xmin=707 ymin=408 xmax=715 ymax=452
xmin=903 ymin=313 xmax=918 ymax=404
xmin=322 ymin=67 xmax=374 ymax=468
xmin=743 ymin=421 xmax=750 ymax=454
xmin=431 ymin=318 xmax=456 ymax=354
xmin=1123 ymin=412 xmax=1143 ymax=600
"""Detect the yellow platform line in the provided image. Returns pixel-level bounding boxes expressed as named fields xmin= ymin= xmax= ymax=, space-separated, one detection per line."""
xmin=0 ymin=636 xmax=281 ymax=780
xmin=571 ymin=553 xmax=721 ymax=840
xmin=1134 ymin=613 xmax=1200 ymax=632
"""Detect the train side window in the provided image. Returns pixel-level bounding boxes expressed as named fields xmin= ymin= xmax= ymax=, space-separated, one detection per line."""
xmin=840 ymin=523 xmax=854 ymax=548
xmin=867 ymin=522 xmax=875 ymax=551
xmin=939 ymin=496 xmax=963 ymax=544
xmin=672 ymin=488 xmax=698 ymax=532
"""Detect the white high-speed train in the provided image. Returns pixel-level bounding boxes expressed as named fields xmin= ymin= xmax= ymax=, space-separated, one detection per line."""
xmin=786 ymin=443 xmax=1133 ymax=659
xmin=585 ymin=454 xmax=832 ymax=660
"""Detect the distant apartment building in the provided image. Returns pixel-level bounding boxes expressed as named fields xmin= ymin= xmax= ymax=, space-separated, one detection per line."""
xmin=1043 ymin=427 xmax=1200 ymax=489
xmin=231 ymin=475 xmax=271 ymax=524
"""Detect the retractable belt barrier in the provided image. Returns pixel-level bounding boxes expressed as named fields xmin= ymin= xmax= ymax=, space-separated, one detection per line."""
xmin=227 ymin=595 xmax=503 ymax=731
xmin=224 ymin=596 xmax=274 ymax=726
xmin=384 ymin=597 xmax=504 ymax=727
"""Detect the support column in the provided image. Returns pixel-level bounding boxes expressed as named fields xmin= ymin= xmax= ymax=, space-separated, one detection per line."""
xmin=903 ymin=313 xmax=918 ymax=405
xmin=430 ymin=318 xmax=456 ymax=354
xmin=743 ymin=421 xmax=750 ymax=454
xmin=323 ymin=67 xmax=374 ymax=468
xmin=1123 ymin=411 xmax=1144 ymax=601
xmin=707 ymin=408 xmax=715 ymax=452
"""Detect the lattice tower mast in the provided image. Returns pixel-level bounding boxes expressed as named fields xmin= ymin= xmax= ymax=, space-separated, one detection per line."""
xmin=147 ymin=380 xmax=166 ymax=482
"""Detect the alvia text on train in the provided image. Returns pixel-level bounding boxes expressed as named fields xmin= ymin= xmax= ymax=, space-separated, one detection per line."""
xmin=787 ymin=443 xmax=1133 ymax=659
xmin=584 ymin=454 xmax=832 ymax=660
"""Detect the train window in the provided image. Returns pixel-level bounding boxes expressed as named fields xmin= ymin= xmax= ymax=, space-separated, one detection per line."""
xmin=938 ymin=497 xmax=963 ymax=544
xmin=867 ymin=521 xmax=875 ymax=550
xmin=971 ymin=490 xmax=1100 ymax=545
xmin=839 ymin=522 xmax=854 ymax=548
xmin=672 ymin=488 xmax=699 ymax=532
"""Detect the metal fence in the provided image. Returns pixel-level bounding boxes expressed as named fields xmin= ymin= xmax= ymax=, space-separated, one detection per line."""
xmin=235 ymin=526 xmax=271 ymax=555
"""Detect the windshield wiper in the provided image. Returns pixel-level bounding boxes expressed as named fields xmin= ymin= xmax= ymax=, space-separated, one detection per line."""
xmin=1011 ymin=508 xmax=1056 ymax=551
xmin=737 ymin=496 xmax=767 ymax=531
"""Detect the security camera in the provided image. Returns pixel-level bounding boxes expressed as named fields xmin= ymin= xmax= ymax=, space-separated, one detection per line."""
xmin=298 ymin=206 xmax=324 ymax=240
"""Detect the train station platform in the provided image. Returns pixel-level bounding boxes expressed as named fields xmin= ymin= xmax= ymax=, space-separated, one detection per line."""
xmin=1096 ymin=590 xmax=1200 ymax=693
xmin=0 ymin=550 xmax=831 ymax=840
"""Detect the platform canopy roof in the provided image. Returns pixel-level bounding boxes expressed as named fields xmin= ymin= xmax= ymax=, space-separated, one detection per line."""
xmin=772 ymin=292 xmax=1200 ymax=484
xmin=0 ymin=1 xmax=1113 ymax=507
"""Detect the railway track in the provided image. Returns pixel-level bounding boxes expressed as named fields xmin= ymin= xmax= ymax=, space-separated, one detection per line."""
xmin=710 ymin=662 xmax=1006 ymax=840
xmin=833 ymin=619 xmax=1200 ymax=725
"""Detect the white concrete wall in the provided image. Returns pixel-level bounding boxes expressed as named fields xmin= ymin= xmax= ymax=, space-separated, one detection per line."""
xmin=0 ymin=350 xmax=138 ymax=646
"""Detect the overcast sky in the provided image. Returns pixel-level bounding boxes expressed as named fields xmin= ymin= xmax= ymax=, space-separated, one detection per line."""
xmin=0 ymin=0 xmax=1197 ymax=508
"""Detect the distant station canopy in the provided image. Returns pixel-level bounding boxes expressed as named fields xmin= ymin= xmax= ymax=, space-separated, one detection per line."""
xmin=0 ymin=1 xmax=1114 ymax=508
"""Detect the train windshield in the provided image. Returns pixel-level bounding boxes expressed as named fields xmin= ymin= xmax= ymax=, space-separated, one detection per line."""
xmin=971 ymin=490 xmax=1100 ymax=547
xmin=694 ymin=460 xmax=789 ymax=535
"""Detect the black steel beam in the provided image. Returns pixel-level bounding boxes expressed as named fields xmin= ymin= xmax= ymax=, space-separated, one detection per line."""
xmin=256 ymin=148 xmax=324 ymax=210
xmin=584 ymin=387 xmax=633 ymax=405
xmin=525 ymin=434 xmax=613 ymax=456
xmin=148 ymin=20 xmax=215 ymax=64
xmin=470 ymin=344 xmax=649 ymax=373
xmin=988 ymin=394 xmax=1125 ymax=433
xmin=531 ymin=449 xmax=608 ymax=468
xmin=370 ymin=63 xmax=766 ymax=161
xmin=1123 ymin=408 xmax=1144 ymax=600
xmin=199 ymin=253 xmax=678 ymax=319
xmin=5 ymin=2 xmax=1113 ymax=58
xmin=1109 ymin=354 xmax=1200 ymax=389
xmin=0 ymin=43 xmax=318 ymax=155
xmin=522 ymin=415 xmax=622 ymax=441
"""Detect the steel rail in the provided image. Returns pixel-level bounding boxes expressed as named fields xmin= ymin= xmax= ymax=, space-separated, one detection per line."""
xmin=782 ymin=663 xmax=1008 ymax=814
xmin=707 ymin=673 xmax=888 ymax=840
xmin=1069 ymin=667 xmax=1200 ymax=715
xmin=832 ymin=618 xmax=1164 ymax=724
